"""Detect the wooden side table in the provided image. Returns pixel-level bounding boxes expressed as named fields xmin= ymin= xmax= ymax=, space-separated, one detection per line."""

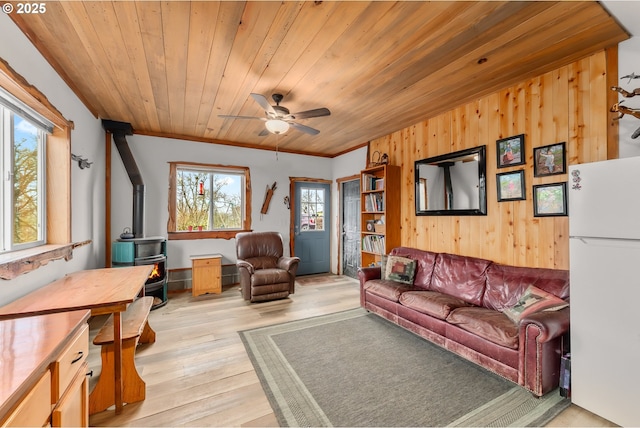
xmin=191 ymin=254 xmax=222 ymax=296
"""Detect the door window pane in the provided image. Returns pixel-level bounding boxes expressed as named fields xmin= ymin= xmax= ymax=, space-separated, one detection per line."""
xmin=300 ymin=187 xmax=325 ymax=231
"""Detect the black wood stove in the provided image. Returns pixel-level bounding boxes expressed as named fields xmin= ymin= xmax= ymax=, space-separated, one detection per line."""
xmin=105 ymin=119 xmax=168 ymax=309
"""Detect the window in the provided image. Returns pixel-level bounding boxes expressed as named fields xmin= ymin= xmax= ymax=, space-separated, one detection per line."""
xmin=168 ymin=162 xmax=251 ymax=239
xmin=0 ymin=89 xmax=51 ymax=253
xmin=0 ymin=61 xmax=72 ymax=278
xmin=299 ymin=187 xmax=325 ymax=231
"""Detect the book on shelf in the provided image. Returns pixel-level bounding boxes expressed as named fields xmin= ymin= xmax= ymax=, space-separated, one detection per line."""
xmin=364 ymin=193 xmax=384 ymax=212
xmin=362 ymin=234 xmax=385 ymax=254
xmin=362 ymin=174 xmax=381 ymax=191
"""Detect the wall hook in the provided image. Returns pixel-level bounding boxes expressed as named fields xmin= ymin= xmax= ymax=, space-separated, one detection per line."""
xmin=71 ymin=153 xmax=93 ymax=169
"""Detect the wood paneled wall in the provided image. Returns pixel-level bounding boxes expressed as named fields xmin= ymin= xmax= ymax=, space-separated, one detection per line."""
xmin=369 ymin=49 xmax=616 ymax=270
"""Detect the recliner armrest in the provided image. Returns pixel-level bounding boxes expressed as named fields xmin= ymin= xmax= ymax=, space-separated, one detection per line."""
xmin=236 ymin=260 xmax=255 ymax=274
xmin=278 ymin=256 xmax=300 ymax=272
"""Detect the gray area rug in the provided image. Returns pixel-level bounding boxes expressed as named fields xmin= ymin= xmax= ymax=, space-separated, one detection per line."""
xmin=240 ymin=308 xmax=570 ymax=427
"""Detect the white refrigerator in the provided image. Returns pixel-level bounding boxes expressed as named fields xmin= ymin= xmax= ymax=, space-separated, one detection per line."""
xmin=569 ymin=157 xmax=640 ymax=427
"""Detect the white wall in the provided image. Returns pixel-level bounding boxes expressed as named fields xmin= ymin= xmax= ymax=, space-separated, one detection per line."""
xmin=110 ymin=134 xmax=339 ymax=269
xmin=0 ymin=13 xmax=105 ymax=304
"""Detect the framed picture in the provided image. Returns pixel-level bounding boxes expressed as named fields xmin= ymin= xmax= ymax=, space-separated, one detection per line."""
xmin=496 ymin=134 xmax=525 ymax=168
xmin=533 ymin=182 xmax=567 ymax=217
xmin=534 ymin=142 xmax=566 ymax=177
xmin=496 ymin=170 xmax=526 ymax=201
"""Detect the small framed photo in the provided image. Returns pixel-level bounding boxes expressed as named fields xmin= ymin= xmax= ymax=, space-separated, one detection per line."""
xmin=496 ymin=134 xmax=525 ymax=168
xmin=534 ymin=142 xmax=566 ymax=177
xmin=496 ymin=170 xmax=526 ymax=202
xmin=533 ymin=182 xmax=567 ymax=217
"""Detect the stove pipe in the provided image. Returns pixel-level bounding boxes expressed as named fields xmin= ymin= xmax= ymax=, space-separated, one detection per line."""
xmin=103 ymin=119 xmax=145 ymax=238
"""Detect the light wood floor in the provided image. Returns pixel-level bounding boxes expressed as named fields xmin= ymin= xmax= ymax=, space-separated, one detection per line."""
xmin=87 ymin=274 xmax=616 ymax=427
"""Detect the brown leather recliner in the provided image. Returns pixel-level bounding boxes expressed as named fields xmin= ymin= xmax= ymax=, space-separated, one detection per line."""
xmin=235 ymin=231 xmax=300 ymax=302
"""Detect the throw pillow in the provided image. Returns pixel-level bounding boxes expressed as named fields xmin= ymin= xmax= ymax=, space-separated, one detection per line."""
xmin=385 ymin=255 xmax=416 ymax=285
xmin=503 ymin=285 xmax=569 ymax=324
xmin=381 ymin=253 xmax=411 ymax=280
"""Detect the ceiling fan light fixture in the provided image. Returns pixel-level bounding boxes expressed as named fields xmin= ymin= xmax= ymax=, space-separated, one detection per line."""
xmin=265 ymin=119 xmax=290 ymax=134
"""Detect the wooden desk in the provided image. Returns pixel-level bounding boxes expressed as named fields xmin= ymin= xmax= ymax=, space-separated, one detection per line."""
xmin=0 ymin=266 xmax=152 ymax=415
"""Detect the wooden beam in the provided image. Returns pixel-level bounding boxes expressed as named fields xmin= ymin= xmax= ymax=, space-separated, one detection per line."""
xmin=106 ymin=131 xmax=112 ymax=267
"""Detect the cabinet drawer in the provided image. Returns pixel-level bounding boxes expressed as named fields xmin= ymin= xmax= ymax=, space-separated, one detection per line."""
xmin=2 ymin=371 xmax=51 ymax=427
xmin=52 ymin=325 xmax=88 ymax=402
xmin=193 ymin=258 xmax=219 ymax=268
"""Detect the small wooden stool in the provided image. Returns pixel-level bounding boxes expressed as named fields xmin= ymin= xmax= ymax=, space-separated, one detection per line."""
xmin=89 ymin=296 xmax=156 ymax=415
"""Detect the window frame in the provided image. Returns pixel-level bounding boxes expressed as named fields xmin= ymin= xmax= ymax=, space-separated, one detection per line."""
xmin=0 ymin=57 xmax=74 ymax=279
xmin=167 ymin=161 xmax=252 ymax=240
xmin=1 ymin=105 xmax=48 ymax=252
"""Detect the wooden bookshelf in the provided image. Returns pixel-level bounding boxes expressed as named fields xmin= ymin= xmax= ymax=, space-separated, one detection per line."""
xmin=360 ymin=164 xmax=401 ymax=268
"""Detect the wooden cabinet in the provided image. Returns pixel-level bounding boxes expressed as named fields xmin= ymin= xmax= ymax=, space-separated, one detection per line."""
xmin=52 ymin=362 xmax=89 ymax=427
xmin=191 ymin=253 xmax=222 ymax=296
xmin=1 ymin=372 xmax=51 ymax=427
xmin=51 ymin=324 xmax=89 ymax=427
xmin=0 ymin=310 xmax=90 ymax=427
xmin=360 ymin=164 xmax=401 ymax=268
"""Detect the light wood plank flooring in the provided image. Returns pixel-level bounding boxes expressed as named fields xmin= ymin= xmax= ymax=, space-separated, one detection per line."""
xmin=88 ymin=274 xmax=615 ymax=427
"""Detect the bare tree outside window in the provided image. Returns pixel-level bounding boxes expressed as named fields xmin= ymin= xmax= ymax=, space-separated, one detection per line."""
xmin=176 ymin=169 xmax=243 ymax=231
xmin=12 ymin=116 xmax=43 ymax=245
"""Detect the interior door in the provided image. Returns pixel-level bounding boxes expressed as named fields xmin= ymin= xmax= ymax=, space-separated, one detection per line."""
xmin=341 ymin=179 xmax=360 ymax=278
xmin=294 ymin=181 xmax=331 ymax=276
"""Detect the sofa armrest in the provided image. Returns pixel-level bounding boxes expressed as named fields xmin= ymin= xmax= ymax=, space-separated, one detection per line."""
xmin=518 ymin=306 xmax=569 ymax=396
xmin=357 ymin=266 xmax=382 ymax=285
xmin=519 ymin=306 xmax=570 ymax=343
xmin=357 ymin=266 xmax=381 ymax=308
xmin=236 ymin=260 xmax=255 ymax=274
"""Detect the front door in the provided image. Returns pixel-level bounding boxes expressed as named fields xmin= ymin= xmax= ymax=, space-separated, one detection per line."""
xmin=341 ymin=179 xmax=360 ymax=278
xmin=294 ymin=181 xmax=331 ymax=275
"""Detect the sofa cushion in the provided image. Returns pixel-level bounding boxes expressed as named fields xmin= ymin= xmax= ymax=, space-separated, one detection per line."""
xmin=484 ymin=264 xmax=570 ymax=311
xmin=430 ymin=253 xmax=492 ymax=306
xmin=502 ymin=285 xmax=569 ymax=324
xmin=390 ymin=247 xmax=438 ymax=289
xmin=385 ymin=255 xmax=417 ymax=284
xmin=446 ymin=306 xmax=519 ymax=349
xmin=364 ymin=280 xmax=414 ymax=302
xmin=399 ymin=291 xmax=471 ymax=320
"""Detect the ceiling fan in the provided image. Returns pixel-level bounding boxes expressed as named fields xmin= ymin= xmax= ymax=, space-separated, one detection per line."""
xmin=219 ymin=93 xmax=330 ymax=136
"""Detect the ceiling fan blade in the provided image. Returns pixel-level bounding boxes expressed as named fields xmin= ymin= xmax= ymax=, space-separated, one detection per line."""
xmin=292 ymin=107 xmax=331 ymax=119
xmin=258 ymin=128 xmax=270 ymax=137
xmin=218 ymin=114 xmax=265 ymax=120
xmin=250 ymin=93 xmax=277 ymax=116
xmin=290 ymin=122 xmax=320 ymax=135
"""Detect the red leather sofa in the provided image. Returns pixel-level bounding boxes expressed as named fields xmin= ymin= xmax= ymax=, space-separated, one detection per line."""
xmin=358 ymin=247 xmax=569 ymax=396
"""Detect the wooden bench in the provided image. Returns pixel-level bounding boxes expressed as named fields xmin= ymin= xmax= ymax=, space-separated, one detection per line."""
xmin=89 ymin=296 xmax=156 ymax=415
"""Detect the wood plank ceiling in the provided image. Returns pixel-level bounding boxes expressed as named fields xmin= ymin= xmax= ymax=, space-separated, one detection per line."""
xmin=8 ymin=1 xmax=628 ymax=157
